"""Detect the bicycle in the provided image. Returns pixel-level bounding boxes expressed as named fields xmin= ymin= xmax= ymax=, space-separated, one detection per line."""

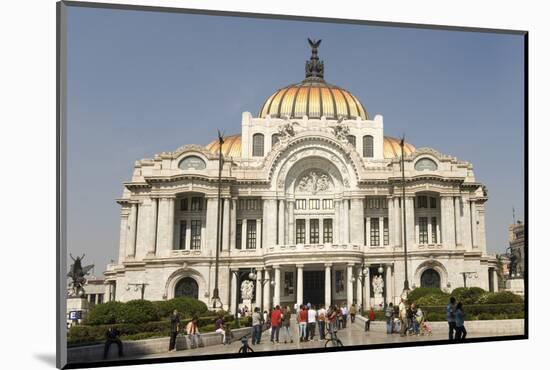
xmin=324 ymin=329 xmax=344 ymax=348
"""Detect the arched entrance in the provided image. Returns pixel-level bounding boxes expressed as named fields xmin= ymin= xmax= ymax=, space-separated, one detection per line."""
xmin=420 ymin=269 xmax=441 ymax=289
xmin=174 ymin=277 xmax=199 ymax=299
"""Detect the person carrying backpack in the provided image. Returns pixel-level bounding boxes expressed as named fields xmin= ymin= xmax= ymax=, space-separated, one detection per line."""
xmin=385 ymin=302 xmax=395 ymax=334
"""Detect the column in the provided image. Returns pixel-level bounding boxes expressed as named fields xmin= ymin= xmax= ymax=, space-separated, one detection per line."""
xmin=405 ymin=197 xmax=415 ymax=247
xmin=343 ymin=199 xmax=350 ymax=244
xmin=126 ymin=203 xmax=138 ymax=257
xmin=297 ymin=265 xmax=304 ymax=306
xmin=256 ymin=269 xmax=263 ymax=309
xmin=118 ymin=209 xmax=129 ymax=263
xmin=222 ymin=198 xmax=230 ymax=251
xmin=427 ymin=217 xmax=433 ymax=244
xmin=379 ymin=217 xmax=384 ymax=247
xmin=349 ymin=198 xmax=364 ymax=245
xmin=224 ymin=268 xmax=231 ymax=310
xmin=262 ymin=199 xmax=277 ymax=248
xmin=256 ymin=219 xmax=262 ymax=249
xmin=324 ymin=264 xmax=331 ymax=308
xmin=462 ymin=196 xmax=472 ymax=250
xmin=230 ymin=270 xmax=237 ymax=315
xmin=167 ymin=198 xmax=175 ymax=250
xmin=394 ymin=197 xmax=402 ymax=247
xmin=334 ymin=200 xmax=341 ymax=244
xmin=388 ymin=198 xmax=395 ymax=247
xmin=147 ymin=198 xmax=158 ymax=255
xmin=278 ymin=200 xmax=285 ymax=245
xmin=493 ymin=269 xmax=499 ymax=292
xmin=365 ymin=267 xmax=371 ymax=309
xmin=156 ymin=198 xmax=168 ymax=256
xmin=230 ymin=199 xmax=237 ymax=250
xmin=305 ymin=218 xmax=310 ymax=244
xmin=355 ymin=267 xmax=362 ymax=306
xmin=454 ymin=196 xmax=462 ymax=246
xmin=241 ymin=219 xmax=248 ymax=249
xmin=205 ymin=197 xmax=218 ymax=251
xmin=264 ymin=269 xmax=272 ymax=309
xmin=185 ymin=220 xmax=191 ymax=249
xmin=366 ymin=217 xmax=371 ymax=247
xmin=471 ymin=201 xmax=478 ymax=248
xmin=287 ymin=200 xmax=295 ymax=245
xmin=385 ymin=265 xmax=393 ymax=305
xmin=273 ymin=265 xmax=281 ymax=306
xmin=440 ymin=196 xmax=453 ymax=248
xmin=346 ymin=264 xmax=354 ymax=307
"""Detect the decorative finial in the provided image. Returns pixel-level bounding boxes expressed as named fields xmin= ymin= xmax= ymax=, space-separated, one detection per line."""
xmin=305 ymin=38 xmax=324 ymax=80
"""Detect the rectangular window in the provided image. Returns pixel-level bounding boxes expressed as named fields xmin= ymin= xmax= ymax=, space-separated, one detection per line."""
xmin=323 ymin=219 xmax=333 ymax=243
xmin=310 ymin=219 xmax=319 ymax=244
xmin=191 ymin=220 xmax=202 ymax=249
xmin=180 ymin=198 xmax=188 ymax=211
xmin=236 ymin=220 xmax=242 ymax=249
xmin=370 ymin=217 xmax=380 ymax=246
xmin=431 ymin=217 xmax=438 ymax=243
xmin=179 ymin=220 xmax=187 ymax=249
xmin=322 ymin=199 xmax=333 ymax=209
xmin=296 ymin=219 xmax=306 ymax=244
xmin=284 ymin=271 xmax=294 ymax=296
xmin=296 ymin=199 xmax=307 ymax=210
xmin=252 ymin=133 xmax=264 ymax=157
xmin=89 ymin=294 xmax=96 ymax=305
xmin=419 ymin=217 xmax=428 ymax=244
xmin=430 ymin=197 xmax=437 ymax=209
xmin=97 ymin=294 xmax=104 ymax=305
xmin=383 ymin=217 xmax=389 ymax=246
xmin=191 ymin=197 xmax=203 ymax=211
xmin=417 ymin=196 xmax=428 ymax=209
xmin=309 ymin=199 xmax=320 ymax=210
xmin=246 ymin=219 xmax=257 ymax=249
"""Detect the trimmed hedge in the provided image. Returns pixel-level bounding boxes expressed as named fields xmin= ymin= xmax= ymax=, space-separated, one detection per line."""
xmin=407 ymin=288 xmax=448 ymax=303
xmin=86 ymin=301 xmax=125 ymax=325
xmin=420 ymin=303 xmax=524 ymax=322
xmin=153 ymin=297 xmax=208 ymax=319
xmin=451 ymin=287 xmax=486 ymax=305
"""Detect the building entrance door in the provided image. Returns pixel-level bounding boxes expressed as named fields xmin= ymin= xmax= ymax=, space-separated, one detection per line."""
xmin=303 ymin=271 xmax=325 ymax=306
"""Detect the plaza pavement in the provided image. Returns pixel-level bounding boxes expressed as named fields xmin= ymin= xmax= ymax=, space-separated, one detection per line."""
xmin=139 ymin=316 xmax=520 ymax=360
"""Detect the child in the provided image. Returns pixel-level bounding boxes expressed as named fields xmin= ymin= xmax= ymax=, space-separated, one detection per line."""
xmin=421 ymin=320 xmax=433 ymax=336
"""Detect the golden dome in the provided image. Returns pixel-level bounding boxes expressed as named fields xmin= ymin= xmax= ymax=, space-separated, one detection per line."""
xmin=205 ymin=134 xmax=415 ymax=159
xmin=258 ymin=39 xmax=368 ymax=120
xmin=259 ymin=80 xmax=368 ymax=120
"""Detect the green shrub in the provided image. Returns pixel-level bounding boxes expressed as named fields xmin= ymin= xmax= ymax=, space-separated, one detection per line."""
xmin=153 ymin=297 xmax=208 ymax=318
xmin=419 ymin=303 xmax=524 ymax=321
xmin=86 ymin=301 xmax=125 ymax=325
xmin=118 ymin=300 xmax=159 ymax=324
xmin=416 ymin=293 xmax=451 ymax=306
xmin=407 ymin=287 xmax=446 ymax=303
xmin=451 ymin=287 xmax=486 ymax=304
xmin=482 ymin=292 xmax=523 ymax=304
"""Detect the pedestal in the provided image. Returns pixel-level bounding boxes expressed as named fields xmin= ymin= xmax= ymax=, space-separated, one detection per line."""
xmin=67 ymin=297 xmax=90 ymax=327
xmin=505 ymin=278 xmax=524 ymax=296
xmin=373 ymin=295 xmax=384 ymax=310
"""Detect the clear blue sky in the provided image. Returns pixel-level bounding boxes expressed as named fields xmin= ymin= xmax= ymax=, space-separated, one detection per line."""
xmin=66 ymin=6 xmax=524 ymax=275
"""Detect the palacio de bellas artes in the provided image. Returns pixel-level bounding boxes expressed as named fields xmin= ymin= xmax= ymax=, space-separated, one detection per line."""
xmin=104 ymin=40 xmax=498 ymax=313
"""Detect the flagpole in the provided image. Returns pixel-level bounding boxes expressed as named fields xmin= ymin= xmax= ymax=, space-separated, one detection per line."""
xmin=212 ymin=130 xmax=224 ymax=309
xmin=400 ymin=136 xmax=410 ymax=297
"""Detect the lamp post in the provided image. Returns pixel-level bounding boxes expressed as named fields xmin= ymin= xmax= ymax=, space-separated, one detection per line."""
xmin=211 ymin=130 xmax=224 ymax=311
xmin=460 ymin=272 xmax=478 ymax=288
xmin=400 ymin=136 xmax=411 ymax=299
xmin=126 ymin=283 xmax=148 ymax=300
xmin=351 ymin=260 xmax=369 ymax=312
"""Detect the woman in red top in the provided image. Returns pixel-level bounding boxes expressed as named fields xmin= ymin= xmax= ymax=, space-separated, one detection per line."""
xmin=298 ymin=305 xmax=308 ymax=342
xmin=270 ymin=305 xmax=283 ymax=343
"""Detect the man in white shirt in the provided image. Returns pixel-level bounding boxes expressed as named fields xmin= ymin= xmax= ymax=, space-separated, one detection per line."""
xmin=307 ymin=306 xmax=317 ymax=341
xmin=341 ymin=304 xmax=348 ymax=328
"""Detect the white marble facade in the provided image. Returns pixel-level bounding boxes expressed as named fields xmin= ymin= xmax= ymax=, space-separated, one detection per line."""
xmin=104 ymin=45 xmax=498 ymax=311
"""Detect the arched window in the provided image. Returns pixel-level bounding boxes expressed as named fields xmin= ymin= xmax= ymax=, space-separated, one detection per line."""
xmin=174 ymin=277 xmax=199 ymax=299
xmin=346 ymin=135 xmax=356 ymax=148
xmin=420 ymin=269 xmax=441 ymax=289
xmin=363 ymin=135 xmax=374 ymax=158
xmin=272 ymin=133 xmax=280 ymax=146
xmin=252 ymin=133 xmax=264 ymax=157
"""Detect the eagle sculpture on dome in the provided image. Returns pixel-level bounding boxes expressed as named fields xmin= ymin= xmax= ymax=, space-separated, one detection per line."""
xmin=306 ymin=38 xmax=324 ymax=79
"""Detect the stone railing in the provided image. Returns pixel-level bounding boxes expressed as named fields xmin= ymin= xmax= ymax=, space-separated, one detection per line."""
xmin=267 ymin=244 xmax=362 ymax=254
